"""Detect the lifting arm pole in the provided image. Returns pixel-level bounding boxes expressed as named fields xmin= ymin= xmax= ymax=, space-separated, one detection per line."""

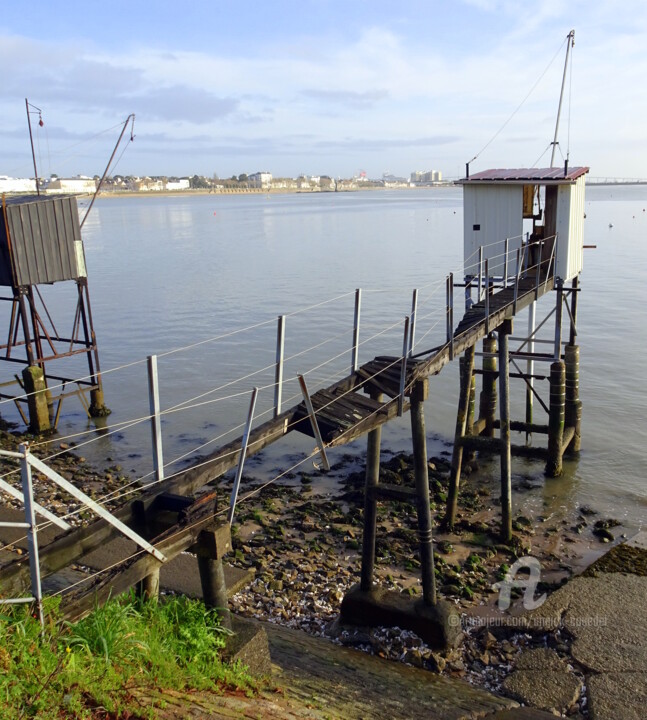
xmin=550 ymin=30 xmax=575 ymax=168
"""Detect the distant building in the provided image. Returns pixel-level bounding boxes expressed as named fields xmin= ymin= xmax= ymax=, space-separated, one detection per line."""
xmin=270 ymin=178 xmax=297 ymax=190
xmin=0 ymin=176 xmax=37 ymax=193
xmin=410 ymin=170 xmax=443 ymax=184
xmin=134 ymin=177 xmax=164 ymax=192
xmin=45 ymin=176 xmax=97 ymax=194
xmin=248 ymin=171 xmax=272 ymax=189
xmin=165 ymin=178 xmax=190 ymax=191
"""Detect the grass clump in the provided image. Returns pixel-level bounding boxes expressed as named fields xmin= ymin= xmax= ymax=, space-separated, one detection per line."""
xmin=0 ymin=593 xmax=254 ymax=719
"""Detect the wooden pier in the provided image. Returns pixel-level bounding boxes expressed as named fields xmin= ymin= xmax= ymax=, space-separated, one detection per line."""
xmin=0 ymin=166 xmax=589 ymax=651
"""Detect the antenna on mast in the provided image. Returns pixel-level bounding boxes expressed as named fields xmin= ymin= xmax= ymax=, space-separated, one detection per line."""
xmin=25 ymin=99 xmax=44 ymax=195
xmin=550 ymin=30 xmax=575 ymax=169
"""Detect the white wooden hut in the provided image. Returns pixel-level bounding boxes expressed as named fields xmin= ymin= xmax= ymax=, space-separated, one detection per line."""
xmin=459 ymin=167 xmax=589 ymax=283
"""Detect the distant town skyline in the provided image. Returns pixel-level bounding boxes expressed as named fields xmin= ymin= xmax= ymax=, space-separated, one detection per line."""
xmin=0 ymin=1 xmax=643 ymax=180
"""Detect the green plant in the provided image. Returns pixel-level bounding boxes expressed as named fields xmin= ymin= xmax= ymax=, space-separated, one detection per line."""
xmin=0 ymin=593 xmax=253 ymax=719
xmin=66 ymin=596 xmax=147 ymax=665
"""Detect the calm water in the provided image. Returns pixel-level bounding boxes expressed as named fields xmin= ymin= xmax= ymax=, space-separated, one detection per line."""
xmin=1 ymin=186 xmax=645 ymax=530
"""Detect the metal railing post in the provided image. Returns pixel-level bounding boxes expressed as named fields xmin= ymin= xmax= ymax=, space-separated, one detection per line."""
xmin=449 ymin=273 xmax=454 ymax=360
xmin=513 ymin=247 xmax=520 ymax=314
xmin=535 ymin=240 xmax=543 ymax=300
xmin=478 ymin=246 xmax=483 ymax=301
xmin=147 ymin=355 xmax=164 ymax=484
xmin=19 ymin=443 xmax=43 ymax=626
xmin=484 ymin=259 xmax=490 ymax=334
xmin=398 ymin=316 xmax=410 ymax=417
xmin=228 ymin=387 xmax=259 ymax=524
xmin=351 ymin=289 xmax=361 ymax=373
xmin=409 ymin=288 xmax=418 ymax=356
xmin=503 ymin=238 xmax=509 ymax=287
xmin=274 ymin=315 xmax=285 ymax=417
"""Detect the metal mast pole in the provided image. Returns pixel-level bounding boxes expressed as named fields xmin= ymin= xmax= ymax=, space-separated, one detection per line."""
xmin=550 ymin=30 xmax=575 ymax=168
xmin=25 ymin=99 xmax=42 ymax=196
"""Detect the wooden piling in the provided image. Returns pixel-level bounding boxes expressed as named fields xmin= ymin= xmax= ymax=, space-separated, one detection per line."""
xmin=137 ymin=567 xmax=160 ymax=603
xmin=360 ymin=392 xmax=383 ymax=592
xmin=564 ymin=344 xmax=581 ymax=453
xmin=195 ymin=525 xmax=233 ymax=628
xmin=410 ymin=379 xmax=436 ymax=606
xmin=22 ymin=365 xmax=51 ymax=434
xmin=498 ymin=322 xmax=512 ymax=543
xmin=545 ymin=360 xmax=566 ymax=477
xmin=479 ymin=335 xmax=498 ymax=438
xmin=465 ymin=372 xmax=477 ymax=462
xmin=444 ymin=347 xmax=475 ymax=531
xmin=197 ymin=557 xmax=232 ymax=628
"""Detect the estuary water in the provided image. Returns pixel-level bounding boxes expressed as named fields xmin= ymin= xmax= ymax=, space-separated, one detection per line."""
xmin=2 ymin=186 xmax=645 ymax=531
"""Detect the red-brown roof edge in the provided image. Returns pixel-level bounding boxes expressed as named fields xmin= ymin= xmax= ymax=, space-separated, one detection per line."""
xmin=458 ymin=167 xmax=589 ymax=184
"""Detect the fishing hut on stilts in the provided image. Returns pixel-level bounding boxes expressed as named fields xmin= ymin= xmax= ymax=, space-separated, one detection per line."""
xmin=0 ymin=192 xmax=108 ymax=433
xmin=341 ymin=162 xmax=588 ymax=647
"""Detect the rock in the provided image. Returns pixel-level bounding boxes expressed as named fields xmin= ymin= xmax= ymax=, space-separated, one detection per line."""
xmin=503 ymin=669 xmax=582 ymax=715
xmin=404 ymin=649 xmax=424 ymax=668
xmin=514 ymin=648 xmax=566 ymax=672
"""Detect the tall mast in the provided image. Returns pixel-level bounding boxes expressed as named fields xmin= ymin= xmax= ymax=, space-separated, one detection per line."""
xmin=550 ymin=30 xmax=575 ymax=168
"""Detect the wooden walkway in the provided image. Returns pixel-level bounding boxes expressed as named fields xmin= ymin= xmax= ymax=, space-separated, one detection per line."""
xmin=0 ymin=267 xmax=555 ymax=614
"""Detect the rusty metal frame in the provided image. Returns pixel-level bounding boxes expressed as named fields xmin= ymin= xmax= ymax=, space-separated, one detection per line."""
xmin=0 ymin=278 xmax=103 ymax=418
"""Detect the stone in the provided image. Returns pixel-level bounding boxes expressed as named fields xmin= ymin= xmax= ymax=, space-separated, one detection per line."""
xmin=587 ymin=672 xmax=647 ymax=720
xmin=503 ymin=669 xmax=581 ymax=715
xmin=514 ymin=648 xmax=566 ymax=672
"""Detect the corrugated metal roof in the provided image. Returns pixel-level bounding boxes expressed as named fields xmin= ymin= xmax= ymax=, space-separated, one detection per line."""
xmin=459 ymin=167 xmax=589 ymax=184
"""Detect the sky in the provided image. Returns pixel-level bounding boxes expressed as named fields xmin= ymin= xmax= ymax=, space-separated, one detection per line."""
xmin=0 ymin=0 xmax=643 ymax=180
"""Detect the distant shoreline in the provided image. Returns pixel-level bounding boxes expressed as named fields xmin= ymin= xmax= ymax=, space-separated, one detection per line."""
xmin=85 ymin=185 xmax=457 ymax=200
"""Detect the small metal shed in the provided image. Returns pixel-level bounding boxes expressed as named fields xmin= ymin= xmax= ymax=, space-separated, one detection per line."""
xmin=0 ymin=194 xmax=87 ymax=287
xmin=458 ymin=167 xmax=589 ymax=282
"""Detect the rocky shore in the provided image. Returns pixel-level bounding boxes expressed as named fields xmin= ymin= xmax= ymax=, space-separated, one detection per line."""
xmin=0 ymin=426 xmax=629 ymax=717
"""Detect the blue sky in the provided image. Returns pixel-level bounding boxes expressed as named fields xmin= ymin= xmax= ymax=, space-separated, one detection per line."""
xmin=0 ymin=1 xmax=642 ymax=179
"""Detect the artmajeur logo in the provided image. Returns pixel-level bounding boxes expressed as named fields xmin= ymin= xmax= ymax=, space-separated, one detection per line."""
xmin=492 ymin=556 xmax=547 ymax=611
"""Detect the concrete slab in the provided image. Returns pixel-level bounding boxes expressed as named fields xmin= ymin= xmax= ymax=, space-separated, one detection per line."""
xmin=517 ymin=539 xmax=647 ymax=720
xmin=263 ymin=619 xmax=518 ymax=720
xmin=587 ymin=672 xmax=647 ymax=720
xmin=340 ymin=583 xmax=462 ymax=650
xmin=625 ymin=530 xmax=647 ymax=550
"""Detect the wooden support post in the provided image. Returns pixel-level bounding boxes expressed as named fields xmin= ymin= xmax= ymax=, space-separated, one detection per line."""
xmin=444 ymin=347 xmax=475 ymax=531
xmin=22 ymin=365 xmax=51 ymax=434
xmin=137 ymin=567 xmax=160 ymax=603
xmin=569 ymin=276 xmax=579 ymax=345
xmin=410 ymin=379 xmax=436 ymax=606
xmin=197 ymin=558 xmax=231 ymax=628
xmin=564 ymin=344 xmax=581 ymax=453
xmin=195 ymin=525 xmax=232 ymax=628
xmin=498 ymin=322 xmax=512 ymax=543
xmin=465 ymin=372 xmax=477 ymax=462
xmin=360 ymin=391 xmax=383 ymax=592
xmin=479 ymin=335 xmax=498 ymax=438
xmin=554 ymin=278 xmax=564 ymax=360
xmin=546 ymin=360 xmax=566 ymax=477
